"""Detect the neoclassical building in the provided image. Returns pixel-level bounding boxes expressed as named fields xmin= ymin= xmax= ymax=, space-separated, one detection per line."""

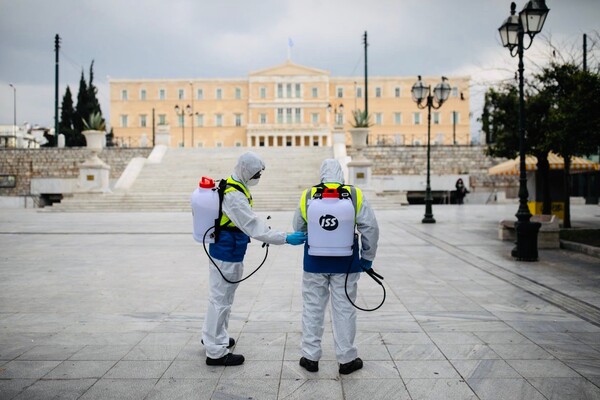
xmin=109 ymin=61 xmax=470 ymax=148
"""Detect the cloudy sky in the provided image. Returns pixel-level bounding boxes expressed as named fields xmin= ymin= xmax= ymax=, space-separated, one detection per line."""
xmin=1 ymin=0 xmax=599 ymax=141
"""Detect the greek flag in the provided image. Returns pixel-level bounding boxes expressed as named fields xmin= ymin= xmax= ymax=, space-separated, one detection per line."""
xmin=287 ymin=38 xmax=294 ymax=61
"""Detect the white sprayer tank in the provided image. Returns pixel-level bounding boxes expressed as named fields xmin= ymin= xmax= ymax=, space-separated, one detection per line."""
xmin=191 ymin=177 xmax=220 ymax=243
xmin=307 ymin=188 xmax=355 ymax=256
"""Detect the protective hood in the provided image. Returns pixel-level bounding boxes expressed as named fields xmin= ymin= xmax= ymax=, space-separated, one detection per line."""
xmin=320 ymin=159 xmax=344 ymax=184
xmin=233 ymin=151 xmax=265 ymax=185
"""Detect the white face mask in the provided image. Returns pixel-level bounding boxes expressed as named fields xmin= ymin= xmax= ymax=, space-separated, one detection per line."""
xmin=247 ymin=178 xmax=259 ymax=186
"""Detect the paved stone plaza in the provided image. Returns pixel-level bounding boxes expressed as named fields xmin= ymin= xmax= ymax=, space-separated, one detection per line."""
xmin=1 ymin=204 xmax=599 ymax=399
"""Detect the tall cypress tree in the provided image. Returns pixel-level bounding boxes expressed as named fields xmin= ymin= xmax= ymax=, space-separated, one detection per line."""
xmin=74 ymin=71 xmax=89 ymax=133
xmin=87 ymin=60 xmax=102 ymax=116
xmin=59 ymin=61 xmax=106 ymax=146
xmin=59 ymin=86 xmax=75 ymax=145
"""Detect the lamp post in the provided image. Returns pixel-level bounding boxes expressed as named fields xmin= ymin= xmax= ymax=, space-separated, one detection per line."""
xmin=411 ymin=76 xmax=451 ymax=224
xmin=498 ymin=0 xmax=549 ymax=261
xmin=9 ymin=84 xmax=16 ymax=136
xmin=174 ymin=104 xmax=191 ymax=147
xmin=189 ymin=82 xmax=195 ymax=147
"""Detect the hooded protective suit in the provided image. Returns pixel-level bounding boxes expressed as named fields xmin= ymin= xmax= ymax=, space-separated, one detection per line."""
xmin=202 ymin=152 xmax=287 ymax=359
xmin=292 ymin=158 xmax=379 ymax=364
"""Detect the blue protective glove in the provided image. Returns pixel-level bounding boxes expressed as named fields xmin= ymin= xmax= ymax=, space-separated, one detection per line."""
xmin=359 ymin=258 xmax=373 ymax=270
xmin=286 ymin=231 xmax=307 ymax=246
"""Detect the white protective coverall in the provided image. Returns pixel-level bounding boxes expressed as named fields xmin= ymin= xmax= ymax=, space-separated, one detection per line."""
xmin=202 ymin=152 xmax=287 ymax=359
xmin=292 ymin=159 xmax=379 ymax=364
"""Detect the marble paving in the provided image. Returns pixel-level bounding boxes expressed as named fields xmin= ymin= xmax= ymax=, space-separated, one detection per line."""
xmin=1 ymin=204 xmax=599 ymax=399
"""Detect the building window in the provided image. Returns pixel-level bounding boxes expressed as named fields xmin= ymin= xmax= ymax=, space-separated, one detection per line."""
xmin=235 ymin=88 xmax=241 ymax=100
xmin=452 ymin=87 xmax=459 ymax=97
xmin=394 ymin=112 xmax=402 ymax=125
xmin=197 ymin=88 xmax=204 ymax=100
xmin=158 ymin=114 xmax=166 ymax=125
xmin=337 ymin=87 xmax=344 ymax=98
xmin=433 ymin=112 xmax=440 ymax=125
xmin=375 ymin=113 xmax=383 ymax=125
xmin=395 ymin=87 xmax=401 ymax=98
xmin=235 ymin=141 xmax=242 ymax=147
xmin=452 ymin=112 xmax=460 ymax=124
xmin=295 ymin=83 xmax=301 ymax=98
xmin=312 ymin=87 xmax=318 ymax=98
xmin=140 ymin=89 xmax=146 ymax=101
xmin=196 ymin=142 xmax=203 ymax=148
xmin=260 ymin=87 xmax=266 ymax=99
xmin=196 ymin=114 xmax=204 ymax=127
xmin=178 ymin=89 xmax=185 ymax=100
xmin=277 ymin=84 xmax=283 ymax=98
xmin=295 ymin=108 xmax=301 ymax=123
xmin=435 ymin=133 xmax=444 ymax=145
xmin=235 ymin=114 xmax=242 ymax=127
xmin=356 ymin=87 xmax=363 ymax=98
xmin=216 ymin=142 xmax=223 ymax=147
xmin=159 ymin=89 xmax=166 ymax=100
xmin=140 ymin=114 xmax=147 ymax=128
xmin=177 ymin=114 xmax=184 ymax=127
xmin=277 ymin=108 xmax=283 ymax=124
xmin=120 ymin=115 xmax=128 ymax=128
xmin=216 ymin=88 xmax=222 ymax=100
xmin=260 ymin=113 xmax=267 ymax=124
xmin=413 ymin=112 xmax=421 ymax=125
xmin=121 ymin=90 xmax=128 ymax=101
xmin=286 ymin=108 xmax=292 ymax=124
xmin=375 ymin=87 xmax=382 ymax=98
xmin=311 ymin=113 xmax=319 ymax=124
xmin=215 ymin=114 xmax=223 ymax=127
xmin=286 ymin=83 xmax=292 ymax=98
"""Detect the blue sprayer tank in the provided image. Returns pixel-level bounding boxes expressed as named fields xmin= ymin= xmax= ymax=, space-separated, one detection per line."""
xmin=191 ymin=177 xmax=220 ymax=244
xmin=307 ymin=188 xmax=355 ymax=256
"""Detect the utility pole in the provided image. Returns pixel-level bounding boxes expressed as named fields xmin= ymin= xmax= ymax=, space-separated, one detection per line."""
xmin=54 ymin=34 xmax=60 ymax=147
xmin=363 ymin=31 xmax=368 ymax=116
xmin=583 ymin=33 xmax=587 ymax=72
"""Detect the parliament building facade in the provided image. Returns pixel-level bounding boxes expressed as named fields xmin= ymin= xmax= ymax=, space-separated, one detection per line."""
xmin=109 ymin=61 xmax=470 ymax=148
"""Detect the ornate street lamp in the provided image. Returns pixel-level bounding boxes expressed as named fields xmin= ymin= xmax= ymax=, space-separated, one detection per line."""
xmin=411 ymin=76 xmax=451 ymax=224
xmin=327 ymin=103 xmax=344 ymax=127
xmin=498 ymin=0 xmax=549 ymax=261
xmin=174 ymin=104 xmax=191 ymax=147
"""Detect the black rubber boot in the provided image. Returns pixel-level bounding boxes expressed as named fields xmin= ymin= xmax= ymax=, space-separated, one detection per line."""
xmin=206 ymin=353 xmax=245 ymax=366
xmin=299 ymin=357 xmax=319 ymax=372
xmin=339 ymin=357 xmax=363 ymax=374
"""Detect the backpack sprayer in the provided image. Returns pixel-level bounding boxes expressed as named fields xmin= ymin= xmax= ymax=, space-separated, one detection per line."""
xmin=307 ymin=187 xmax=386 ymax=312
xmin=191 ymin=176 xmax=270 ymax=284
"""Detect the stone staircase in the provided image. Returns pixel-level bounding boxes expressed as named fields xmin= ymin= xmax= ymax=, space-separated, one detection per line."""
xmin=49 ymin=146 xmax=406 ymax=212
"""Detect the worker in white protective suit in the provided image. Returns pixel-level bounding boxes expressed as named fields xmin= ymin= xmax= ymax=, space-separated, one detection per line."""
xmin=203 ymin=151 xmax=306 ymax=366
xmin=292 ymin=159 xmax=379 ymax=375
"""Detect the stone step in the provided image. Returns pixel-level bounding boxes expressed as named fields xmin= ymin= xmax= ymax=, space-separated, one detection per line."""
xmin=48 ymin=146 xmax=407 ymax=212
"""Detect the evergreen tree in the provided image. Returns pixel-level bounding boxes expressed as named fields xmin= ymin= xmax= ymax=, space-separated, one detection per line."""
xmin=59 ymin=86 xmax=76 ymax=145
xmin=72 ymin=70 xmax=89 ymax=146
xmin=59 ymin=61 xmax=106 ymax=147
xmin=87 ymin=60 xmax=102 ymax=116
